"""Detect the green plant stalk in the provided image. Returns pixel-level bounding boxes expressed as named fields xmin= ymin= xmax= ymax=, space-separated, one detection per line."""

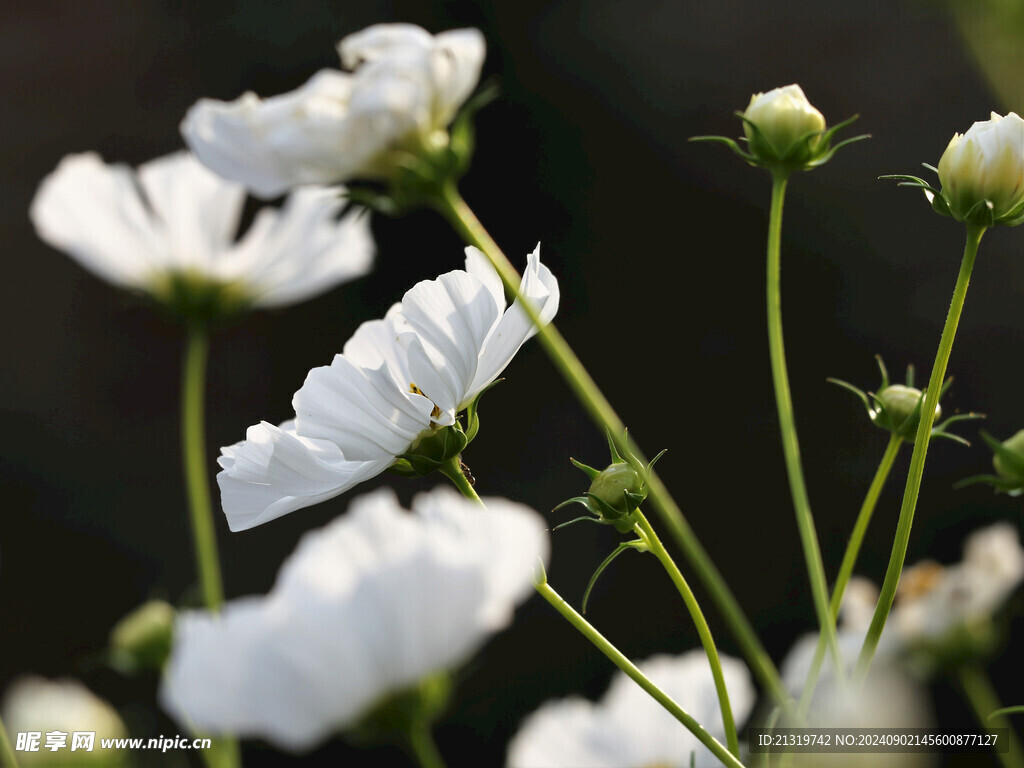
xmin=534 ymin=580 xmax=748 ymax=768
xmin=182 ymin=325 xmax=241 ymax=768
xmin=797 ymin=433 xmax=903 ymax=714
xmin=181 ymin=325 xmax=227 ymax=611
xmin=434 ymin=183 xmax=793 ymax=712
xmin=438 ymin=459 xmax=745 ymax=767
xmin=958 ymin=664 xmax=1024 ymax=768
xmin=765 ymin=171 xmax=843 ymax=678
xmin=854 ymin=225 xmax=984 ymax=682
xmin=634 ymin=510 xmax=740 ymax=757
xmin=408 ymin=718 xmax=448 ymax=768
xmin=0 ymin=715 xmax=19 ymax=768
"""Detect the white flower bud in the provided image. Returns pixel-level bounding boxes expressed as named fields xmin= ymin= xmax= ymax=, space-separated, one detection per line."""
xmin=743 ymin=84 xmax=826 ymax=162
xmin=937 ymin=111 xmax=1024 ymax=224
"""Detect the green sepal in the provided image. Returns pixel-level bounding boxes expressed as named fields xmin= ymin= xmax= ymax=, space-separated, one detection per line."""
xmin=392 ymin=424 xmax=469 ymax=476
xmin=687 ymin=135 xmax=758 ymax=165
xmin=582 ymin=540 xmax=645 ymax=614
xmin=448 ymin=78 xmax=500 ymax=180
xmin=569 ymin=457 xmax=602 ymax=481
xmin=983 ymin=430 xmax=1024 ymax=480
xmin=552 ymin=514 xmax=605 ymax=532
xmin=954 ymin=474 xmax=1024 ymax=495
xmin=464 ymin=378 xmax=503 ymax=444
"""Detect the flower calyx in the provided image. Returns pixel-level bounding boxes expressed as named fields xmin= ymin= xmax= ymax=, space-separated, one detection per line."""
xmin=882 ymin=112 xmax=1024 ymax=228
xmin=389 ymin=380 xmax=499 ymax=477
xmin=109 ymin=599 xmax=176 ymax=673
xmin=553 ymin=432 xmax=665 ymax=535
xmin=690 ymin=84 xmax=868 ymax=175
xmin=956 ymin=429 xmax=1024 ymax=496
xmin=552 ymin=433 xmax=666 ymax=612
xmin=345 ymin=82 xmax=499 ymax=216
xmin=149 ymin=270 xmax=252 ymax=326
xmin=828 ymin=355 xmax=981 ymax=444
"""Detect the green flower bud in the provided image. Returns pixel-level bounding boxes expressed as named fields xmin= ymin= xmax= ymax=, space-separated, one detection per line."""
xmin=830 ymin=356 xmax=979 ymax=446
xmin=874 ymin=384 xmax=940 ymax=441
xmin=588 ymin=463 xmax=645 ymax=516
xmin=109 ymin=600 xmax=175 ymax=671
xmin=743 ymin=84 xmax=826 ymax=165
xmin=993 ymin=430 xmax=1024 ymax=486
xmin=937 ymin=112 xmax=1024 ymax=226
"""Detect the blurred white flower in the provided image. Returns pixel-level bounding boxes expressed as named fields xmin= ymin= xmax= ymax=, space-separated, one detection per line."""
xmin=890 ymin=521 xmax=1024 ymax=645
xmin=938 ymin=111 xmax=1024 ymax=224
xmin=218 ymin=245 xmax=558 ymax=531
xmin=1 ymin=676 xmax=127 ymax=766
xmin=160 ymin=486 xmax=548 ymax=752
xmin=30 ymin=151 xmax=374 ymax=315
xmin=505 ymin=651 xmax=754 ymax=768
xmin=182 ymin=23 xmax=486 ymax=198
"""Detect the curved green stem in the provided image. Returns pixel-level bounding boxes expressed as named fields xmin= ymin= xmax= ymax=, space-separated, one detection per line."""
xmin=0 ymin=714 xmax=19 ymax=768
xmin=408 ymin=719 xmax=448 ymax=768
xmin=765 ymin=171 xmax=843 ymax=678
xmin=797 ymin=433 xmax=903 ymax=714
xmin=634 ymin=511 xmax=740 ymax=757
xmin=854 ymin=225 xmax=984 ymax=682
xmin=958 ymin=664 xmax=1024 ymax=768
xmin=438 ymin=461 xmax=744 ymax=765
xmin=434 ymin=183 xmax=792 ymax=713
xmin=534 ymin=580 xmax=747 ymax=768
xmin=181 ymin=324 xmax=226 ymax=611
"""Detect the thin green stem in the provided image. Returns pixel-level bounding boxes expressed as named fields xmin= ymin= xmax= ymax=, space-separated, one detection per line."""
xmin=434 ymin=183 xmax=793 ymax=713
xmin=765 ymin=171 xmax=843 ymax=678
xmin=0 ymin=714 xmax=19 ymax=768
xmin=439 ymin=460 xmax=743 ymax=764
xmin=797 ymin=433 xmax=903 ymax=714
xmin=181 ymin=325 xmax=226 ymax=612
xmin=182 ymin=325 xmax=240 ymax=768
xmin=958 ymin=664 xmax=1024 ymax=768
xmin=854 ymin=225 xmax=984 ymax=682
xmin=439 ymin=458 xmax=481 ymax=504
xmin=408 ymin=719 xmax=448 ymax=768
xmin=534 ymin=580 xmax=747 ymax=768
xmin=634 ymin=511 xmax=740 ymax=757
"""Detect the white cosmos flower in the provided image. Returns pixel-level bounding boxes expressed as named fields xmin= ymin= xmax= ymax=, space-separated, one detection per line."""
xmin=889 ymin=521 xmax=1024 ymax=645
xmin=30 ymin=151 xmax=374 ymax=313
xmin=160 ymin=486 xmax=549 ymax=752
xmin=218 ymin=244 xmax=558 ymax=531
xmin=182 ymin=23 xmax=486 ymax=198
xmin=2 ymin=677 xmax=128 ymax=766
xmin=506 ymin=651 xmax=754 ymax=768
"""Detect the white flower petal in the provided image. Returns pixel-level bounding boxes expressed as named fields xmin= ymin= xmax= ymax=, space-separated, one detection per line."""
xmin=182 ymin=71 xmax=359 ymax=199
xmin=136 ymin=150 xmax=247 ymax=273
xmin=217 ymin=421 xmax=392 ymax=532
xmin=468 ymin=244 xmax=560 ymax=402
xmin=292 ymin=353 xmax=434 ymax=459
xmin=428 ymin=29 xmax=487 ymax=125
xmin=229 ymin=186 xmax=375 ymax=308
xmin=338 ymin=24 xmax=436 ymax=69
xmin=162 ymin=487 xmax=548 ymax=752
xmin=30 ymin=152 xmax=165 ymax=289
xmin=507 ymin=651 xmax=754 ymax=768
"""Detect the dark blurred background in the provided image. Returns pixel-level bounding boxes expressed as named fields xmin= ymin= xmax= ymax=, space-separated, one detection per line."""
xmin=2 ymin=0 xmax=1023 ymax=765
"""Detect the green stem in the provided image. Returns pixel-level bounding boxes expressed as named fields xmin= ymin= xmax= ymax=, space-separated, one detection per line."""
xmin=797 ymin=434 xmax=903 ymax=714
xmin=634 ymin=511 xmax=740 ymax=757
xmin=408 ymin=719 xmax=448 ymax=768
xmin=534 ymin=580 xmax=747 ymax=768
xmin=434 ymin=183 xmax=792 ymax=713
xmin=438 ymin=460 xmax=743 ymax=765
xmin=854 ymin=225 xmax=984 ymax=682
xmin=958 ymin=664 xmax=1024 ymax=768
xmin=181 ymin=325 xmax=227 ymax=612
xmin=182 ymin=325 xmax=241 ymax=768
xmin=439 ymin=458 xmax=480 ymax=504
xmin=765 ymin=171 xmax=843 ymax=678
xmin=0 ymin=714 xmax=19 ymax=768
